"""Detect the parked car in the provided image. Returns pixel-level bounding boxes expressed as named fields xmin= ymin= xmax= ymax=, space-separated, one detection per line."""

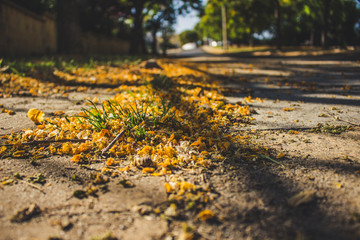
xmin=182 ymin=42 xmax=197 ymax=51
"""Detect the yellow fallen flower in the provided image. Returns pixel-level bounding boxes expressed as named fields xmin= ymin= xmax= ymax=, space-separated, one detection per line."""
xmin=13 ymin=150 xmax=26 ymax=158
xmin=71 ymin=154 xmax=82 ymax=163
xmin=142 ymin=167 xmax=155 ymax=173
xmin=197 ymin=209 xmax=215 ymax=221
xmin=277 ymin=152 xmax=285 ymax=159
xmin=164 ymin=182 xmax=173 ymax=193
xmin=0 ymin=146 xmax=7 ymax=155
xmin=106 ymin=158 xmax=119 ymax=166
xmin=118 ymin=166 xmax=130 ymax=172
xmin=61 ymin=143 xmax=73 ymax=155
xmin=27 ymin=108 xmax=45 ymax=125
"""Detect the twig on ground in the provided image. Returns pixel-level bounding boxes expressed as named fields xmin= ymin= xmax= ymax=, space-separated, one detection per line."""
xmin=237 ymin=127 xmax=313 ymax=132
xmin=101 ymin=128 xmax=127 ymax=157
xmin=0 ymin=139 xmax=89 ymax=147
xmin=334 ymin=116 xmax=360 ymax=127
xmin=260 ymin=154 xmax=285 ymax=168
xmin=19 ymin=180 xmax=46 ymax=194
xmin=326 ymin=111 xmax=360 ymax=127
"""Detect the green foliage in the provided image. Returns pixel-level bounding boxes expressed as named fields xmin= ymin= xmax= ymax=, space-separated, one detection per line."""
xmin=1 ymin=56 xmax=147 ymax=76
xmin=179 ymin=30 xmax=199 ymax=45
xmin=106 ymin=99 xmax=176 ymax=129
xmin=80 ymin=101 xmax=109 ymax=131
xmin=197 ymin=0 xmax=360 ymax=47
xmin=80 ymin=98 xmax=176 ymax=140
xmin=197 ymin=0 xmax=273 ymax=43
xmin=126 ymin=0 xmax=202 ymax=53
xmin=196 ymin=1 xmax=222 ymax=41
xmin=28 ymin=173 xmax=46 ymax=185
xmin=73 ymin=190 xmax=87 ymax=199
xmin=151 ymin=100 xmax=177 ymax=128
xmin=310 ymin=124 xmax=352 ymax=134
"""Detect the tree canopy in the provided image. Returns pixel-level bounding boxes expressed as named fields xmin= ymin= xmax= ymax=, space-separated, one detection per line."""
xmin=123 ymin=0 xmax=202 ymax=54
xmin=12 ymin=0 xmax=202 ymax=54
xmin=12 ymin=0 xmax=359 ymax=52
xmin=179 ymin=30 xmax=200 ymax=45
xmin=197 ymin=0 xmax=360 ymax=48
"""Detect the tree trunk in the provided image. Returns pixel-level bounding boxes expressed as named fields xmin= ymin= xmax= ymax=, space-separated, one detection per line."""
xmin=151 ymin=28 xmax=158 ymax=55
xmin=321 ymin=0 xmax=330 ymax=49
xmin=161 ymin=27 xmax=168 ymax=56
xmin=130 ymin=0 xmax=147 ymax=54
xmin=221 ymin=4 xmax=228 ymax=50
xmin=310 ymin=31 xmax=314 ymax=46
xmin=273 ymin=0 xmax=281 ymax=50
xmin=56 ymin=0 xmax=82 ymax=54
xmin=249 ymin=28 xmax=254 ymax=47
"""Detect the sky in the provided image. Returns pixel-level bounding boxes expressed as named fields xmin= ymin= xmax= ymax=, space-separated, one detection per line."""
xmin=174 ymin=10 xmax=200 ymax=34
xmin=173 ymin=0 xmax=208 ymax=34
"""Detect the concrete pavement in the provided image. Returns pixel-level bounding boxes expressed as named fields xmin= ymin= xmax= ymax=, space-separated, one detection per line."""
xmin=169 ymin=47 xmax=360 ymax=130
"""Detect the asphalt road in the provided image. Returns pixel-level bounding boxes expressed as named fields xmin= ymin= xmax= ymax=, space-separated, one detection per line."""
xmin=168 ymin=47 xmax=212 ymax=58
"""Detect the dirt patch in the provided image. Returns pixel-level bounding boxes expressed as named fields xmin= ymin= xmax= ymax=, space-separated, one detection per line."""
xmin=0 ymin=155 xmax=169 ymax=240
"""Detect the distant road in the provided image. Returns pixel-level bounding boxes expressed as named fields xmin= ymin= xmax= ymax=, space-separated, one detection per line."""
xmin=168 ymin=47 xmax=213 ymax=59
xmin=168 ymin=46 xmax=360 ymax=62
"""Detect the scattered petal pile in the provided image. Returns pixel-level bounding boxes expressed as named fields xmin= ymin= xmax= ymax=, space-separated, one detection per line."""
xmin=1 ymin=59 xmax=271 ymax=222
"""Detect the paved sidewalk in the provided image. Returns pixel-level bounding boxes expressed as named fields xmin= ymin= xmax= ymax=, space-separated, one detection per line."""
xmin=173 ymin=48 xmax=360 ymax=130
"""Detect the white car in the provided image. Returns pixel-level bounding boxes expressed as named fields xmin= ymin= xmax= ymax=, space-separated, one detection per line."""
xmin=182 ymin=42 xmax=197 ymax=51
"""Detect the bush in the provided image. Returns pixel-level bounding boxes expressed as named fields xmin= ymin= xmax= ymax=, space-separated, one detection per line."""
xmin=179 ymin=30 xmax=199 ymax=45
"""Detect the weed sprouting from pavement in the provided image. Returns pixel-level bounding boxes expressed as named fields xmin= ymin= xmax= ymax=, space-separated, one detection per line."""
xmin=80 ymin=101 xmax=109 ymax=131
xmin=79 ymin=98 xmax=177 ymax=138
xmin=311 ymin=123 xmax=352 ymax=134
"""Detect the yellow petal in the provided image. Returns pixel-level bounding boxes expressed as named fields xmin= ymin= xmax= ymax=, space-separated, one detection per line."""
xmin=164 ymin=182 xmax=173 ymax=193
xmin=13 ymin=150 xmax=26 ymax=158
xmin=118 ymin=166 xmax=130 ymax=172
xmin=197 ymin=209 xmax=215 ymax=221
xmin=106 ymin=157 xmax=119 ymax=166
xmin=0 ymin=146 xmax=7 ymax=155
xmin=142 ymin=167 xmax=155 ymax=173
xmin=27 ymin=108 xmax=44 ymax=124
xmin=71 ymin=154 xmax=82 ymax=163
